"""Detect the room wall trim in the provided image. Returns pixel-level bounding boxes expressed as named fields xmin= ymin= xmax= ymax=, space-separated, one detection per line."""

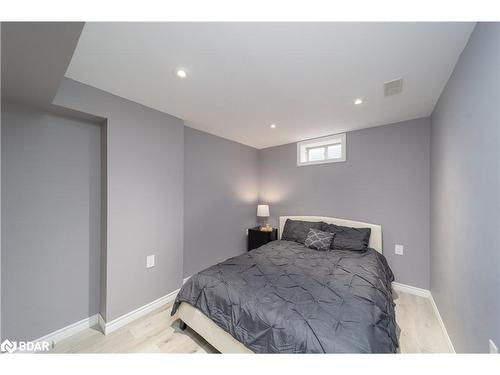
xmin=33 ymin=314 xmax=99 ymax=347
xmin=100 ymin=289 xmax=180 ymax=335
xmin=391 ymin=282 xmax=455 ymax=353
xmin=24 ymin=281 xmax=456 ymax=353
xmin=25 ymin=287 xmax=183 ymax=348
xmin=428 ymin=294 xmax=456 ymax=353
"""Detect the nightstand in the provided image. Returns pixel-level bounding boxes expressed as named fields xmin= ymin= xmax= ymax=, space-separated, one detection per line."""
xmin=247 ymin=226 xmax=278 ymax=251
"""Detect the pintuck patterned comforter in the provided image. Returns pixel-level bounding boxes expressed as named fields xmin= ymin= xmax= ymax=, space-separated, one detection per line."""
xmin=171 ymin=240 xmax=398 ymax=353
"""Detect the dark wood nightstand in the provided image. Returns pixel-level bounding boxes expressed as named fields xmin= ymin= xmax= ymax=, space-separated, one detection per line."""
xmin=247 ymin=226 xmax=278 ymax=251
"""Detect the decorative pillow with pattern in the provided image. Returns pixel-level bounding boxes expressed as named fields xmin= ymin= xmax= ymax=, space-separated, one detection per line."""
xmin=304 ymin=228 xmax=335 ymax=251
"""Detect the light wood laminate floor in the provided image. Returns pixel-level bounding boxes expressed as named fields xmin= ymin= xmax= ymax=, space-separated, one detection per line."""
xmin=50 ymin=290 xmax=451 ymax=354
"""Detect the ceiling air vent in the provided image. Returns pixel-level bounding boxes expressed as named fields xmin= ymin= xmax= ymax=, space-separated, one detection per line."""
xmin=384 ymin=78 xmax=403 ymax=96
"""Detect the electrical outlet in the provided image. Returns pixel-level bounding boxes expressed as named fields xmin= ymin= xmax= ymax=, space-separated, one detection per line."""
xmin=395 ymin=244 xmax=404 ymax=255
xmin=489 ymin=339 xmax=498 ymax=354
xmin=146 ymin=255 xmax=155 ymax=268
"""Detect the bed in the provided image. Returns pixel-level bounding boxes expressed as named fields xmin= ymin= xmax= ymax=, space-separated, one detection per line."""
xmin=171 ymin=216 xmax=398 ymax=353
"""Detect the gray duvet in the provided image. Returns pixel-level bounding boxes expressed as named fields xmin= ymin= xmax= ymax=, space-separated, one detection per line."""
xmin=171 ymin=240 xmax=398 ymax=353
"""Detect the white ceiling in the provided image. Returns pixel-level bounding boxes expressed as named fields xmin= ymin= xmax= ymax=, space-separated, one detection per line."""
xmin=66 ymin=22 xmax=474 ymax=149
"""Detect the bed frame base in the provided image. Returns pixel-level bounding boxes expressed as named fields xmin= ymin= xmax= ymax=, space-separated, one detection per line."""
xmin=178 ymin=320 xmax=187 ymax=331
xmin=175 ymin=302 xmax=253 ymax=353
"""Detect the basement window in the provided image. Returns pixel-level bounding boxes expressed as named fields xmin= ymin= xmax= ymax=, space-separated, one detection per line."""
xmin=297 ymin=133 xmax=346 ymax=166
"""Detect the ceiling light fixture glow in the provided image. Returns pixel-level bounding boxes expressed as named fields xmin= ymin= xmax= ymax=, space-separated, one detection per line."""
xmin=176 ymin=69 xmax=188 ymax=78
xmin=354 ymin=98 xmax=363 ymax=105
xmin=270 ymin=123 xmax=277 ymax=129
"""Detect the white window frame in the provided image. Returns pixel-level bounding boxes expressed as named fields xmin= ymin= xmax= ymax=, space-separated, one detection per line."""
xmin=297 ymin=133 xmax=346 ymax=166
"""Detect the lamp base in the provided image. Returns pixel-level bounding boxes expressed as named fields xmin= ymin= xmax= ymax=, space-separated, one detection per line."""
xmin=260 ymin=224 xmax=272 ymax=232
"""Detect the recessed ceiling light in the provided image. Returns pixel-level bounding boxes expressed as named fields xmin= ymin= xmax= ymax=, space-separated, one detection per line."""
xmin=354 ymin=98 xmax=363 ymax=105
xmin=175 ymin=69 xmax=188 ymax=78
xmin=270 ymin=123 xmax=277 ymax=129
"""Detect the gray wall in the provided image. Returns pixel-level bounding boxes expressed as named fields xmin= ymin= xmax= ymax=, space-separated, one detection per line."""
xmin=1 ymin=102 xmax=101 ymax=341
xmin=430 ymin=23 xmax=500 ymax=353
xmin=184 ymin=127 xmax=259 ymax=277
xmin=99 ymin=123 xmax=108 ymax=320
xmin=259 ymin=118 xmax=431 ymax=289
xmin=53 ymin=78 xmax=184 ymax=321
xmin=0 ymin=23 xmax=3 ymax=340
xmin=1 ymin=22 xmax=84 ymax=107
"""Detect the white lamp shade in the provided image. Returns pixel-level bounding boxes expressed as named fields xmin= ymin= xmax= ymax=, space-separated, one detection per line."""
xmin=257 ymin=204 xmax=270 ymax=217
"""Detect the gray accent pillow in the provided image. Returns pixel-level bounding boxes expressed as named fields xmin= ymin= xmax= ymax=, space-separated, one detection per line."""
xmin=281 ymin=219 xmax=324 ymax=244
xmin=322 ymin=223 xmax=371 ymax=251
xmin=304 ymin=228 xmax=335 ymax=251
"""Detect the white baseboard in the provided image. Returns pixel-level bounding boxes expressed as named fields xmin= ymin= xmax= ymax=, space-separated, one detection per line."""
xmin=34 ymin=314 xmax=99 ymax=347
xmin=17 ymin=280 xmax=456 ymax=353
xmin=27 ymin=286 xmax=182 ymax=348
xmin=428 ymin=294 xmax=456 ymax=353
xmin=101 ymin=289 xmax=180 ymax=335
xmin=392 ymin=282 xmax=431 ymax=298
xmin=98 ymin=277 xmax=189 ymax=335
xmin=392 ymin=281 xmax=455 ymax=353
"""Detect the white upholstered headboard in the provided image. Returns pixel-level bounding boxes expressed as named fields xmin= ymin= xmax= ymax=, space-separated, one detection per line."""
xmin=279 ymin=216 xmax=383 ymax=253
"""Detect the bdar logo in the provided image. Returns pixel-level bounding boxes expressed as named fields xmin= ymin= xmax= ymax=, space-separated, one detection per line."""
xmin=1 ymin=339 xmax=17 ymax=353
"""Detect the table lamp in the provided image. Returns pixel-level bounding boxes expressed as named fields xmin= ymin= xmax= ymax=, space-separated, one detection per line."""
xmin=257 ymin=204 xmax=271 ymax=231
